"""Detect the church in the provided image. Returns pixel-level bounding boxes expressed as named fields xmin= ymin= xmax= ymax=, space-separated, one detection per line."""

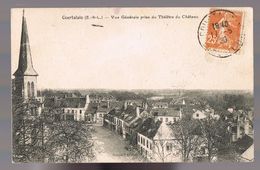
xmin=13 ymin=10 xmax=38 ymax=100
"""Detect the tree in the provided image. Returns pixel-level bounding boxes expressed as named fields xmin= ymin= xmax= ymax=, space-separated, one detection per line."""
xmin=170 ymin=117 xmax=202 ymax=162
xmin=42 ymin=105 xmax=95 ymax=163
xmin=199 ymin=116 xmax=233 ymax=162
xmin=12 ymin=95 xmax=44 ymax=162
xmin=44 ymin=121 xmax=95 ymax=162
xmin=153 ymin=135 xmax=173 ymax=162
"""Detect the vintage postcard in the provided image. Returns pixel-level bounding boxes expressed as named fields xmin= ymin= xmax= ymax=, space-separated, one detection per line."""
xmin=11 ymin=8 xmax=253 ymax=163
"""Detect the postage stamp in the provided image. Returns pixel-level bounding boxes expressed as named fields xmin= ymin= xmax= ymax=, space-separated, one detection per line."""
xmin=198 ymin=9 xmax=245 ymax=58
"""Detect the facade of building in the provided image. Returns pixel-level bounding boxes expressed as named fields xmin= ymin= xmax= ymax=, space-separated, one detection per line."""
xmin=151 ymin=107 xmax=181 ymax=124
xmin=137 ymin=119 xmax=182 ymax=162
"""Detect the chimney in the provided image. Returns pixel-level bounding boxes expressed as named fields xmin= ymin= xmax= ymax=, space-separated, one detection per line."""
xmin=86 ymin=94 xmax=90 ymax=104
xmin=107 ymin=100 xmax=110 ymax=109
xmin=124 ymin=101 xmax=127 ymax=110
xmin=179 ymin=108 xmax=182 ymax=119
xmin=144 ymin=102 xmax=148 ymax=110
xmin=84 ymin=94 xmax=90 ymax=109
xmin=136 ymin=106 xmax=140 ymax=117
xmin=237 ymin=114 xmax=241 ymax=139
xmin=244 ymin=118 xmax=250 ymax=135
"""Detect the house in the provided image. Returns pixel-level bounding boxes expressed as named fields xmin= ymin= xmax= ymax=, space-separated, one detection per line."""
xmin=137 ymin=118 xmax=161 ymax=160
xmin=61 ymin=96 xmax=89 ymax=121
xmin=192 ymin=106 xmax=219 ymax=120
xmin=152 ymin=122 xmax=182 ymax=162
xmin=95 ymin=101 xmax=110 ymax=126
xmin=152 ymin=102 xmax=169 ymax=109
xmin=239 ymin=144 xmax=254 ymax=162
xmin=89 ymin=93 xmax=116 ymax=103
xmin=234 ymin=134 xmax=254 ymax=162
xmin=103 ymin=107 xmax=123 ymax=131
xmin=128 ymin=118 xmax=144 ymax=145
xmin=225 ymin=109 xmax=254 ymax=142
xmin=120 ymin=105 xmax=138 ymax=139
xmin=85 ymin=102 xmax=98 ymax=123
xmin=137 ymin=118 xmax=181 ymax=162
xmin=124 ymin=99 xmax=143 ymax=108
xmin=192 ymin=110 xmax=206 ymax=120
xmin=43 ymin=95 xmax=90 ymax=121
xmin=151 ymin=107 xmax=181 ymax=124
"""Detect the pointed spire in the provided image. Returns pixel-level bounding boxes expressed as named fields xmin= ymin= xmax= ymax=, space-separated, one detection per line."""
xmin=14 ymin=9 xmax=38 ymax=77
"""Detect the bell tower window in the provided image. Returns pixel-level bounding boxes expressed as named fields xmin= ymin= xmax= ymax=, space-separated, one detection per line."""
xmin=31 ymin=82 xmax=34 ymax=97
xmin=27 ymin=82 xmax=31 ymax=98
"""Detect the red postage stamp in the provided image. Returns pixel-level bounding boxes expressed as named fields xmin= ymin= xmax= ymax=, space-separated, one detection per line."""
xmin=198 ymin=9 xmax=245 ymax=58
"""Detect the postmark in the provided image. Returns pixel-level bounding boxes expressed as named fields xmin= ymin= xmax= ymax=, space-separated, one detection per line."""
xmin=198 ymin=9 xmax=245 ymax=58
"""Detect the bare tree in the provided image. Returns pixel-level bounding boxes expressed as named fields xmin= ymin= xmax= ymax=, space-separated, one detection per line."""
xmin=153 ymin=139 xmax=173 ymax=162
xmin=42 ymin=105 xmax=95 ymax=163
xmin=170 ymin=118 xmax=202 ymax=162
xmin=199 ymin=116 xmax=233 ymax=162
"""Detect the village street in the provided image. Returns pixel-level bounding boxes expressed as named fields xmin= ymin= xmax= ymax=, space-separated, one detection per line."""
xmin=90 ymin=126 xmax=146 ymax=162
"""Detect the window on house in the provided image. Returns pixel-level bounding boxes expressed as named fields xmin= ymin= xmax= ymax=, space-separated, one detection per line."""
xmin=160 ymin=118 xmax=163 ymax=121
xmin=80 ymin=110 xmax=82 ymax=113
xmin=72 ymin=110 xmax=74 ymax=113
xmin=196 ymin=113 xmax=199 ymax=117
xmin=166 ymin=118 xmax=168 ymax=122
xmin=200 ymin=147 xmax=206 ymax=155
xmin=67 ymin=114 xmax=74 ymax=121
xmin=166 ymin=143 xmax=172 ymax=151
xmin=68 ymin=110 xmax=70 ymax=113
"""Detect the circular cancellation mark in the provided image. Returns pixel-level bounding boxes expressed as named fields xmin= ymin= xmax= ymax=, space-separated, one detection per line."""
xmin=197 ymin=9 xmax=245 ymax=58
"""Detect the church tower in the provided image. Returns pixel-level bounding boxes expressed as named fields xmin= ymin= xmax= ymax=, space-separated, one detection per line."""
xmin=13 ymin=10 xmax=38 ymax=99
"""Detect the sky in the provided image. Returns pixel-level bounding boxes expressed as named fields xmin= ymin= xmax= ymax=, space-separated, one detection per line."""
xmin=11 ymin=8 xmax=253 ymax=90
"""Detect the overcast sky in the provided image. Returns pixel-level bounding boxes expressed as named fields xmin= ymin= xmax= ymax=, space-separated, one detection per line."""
xmin=11 ymin=8 xmax=253 ymax=90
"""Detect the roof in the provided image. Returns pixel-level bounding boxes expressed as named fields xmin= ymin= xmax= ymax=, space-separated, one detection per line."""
xmin=121 ymin=105 xmax=137 ymax=122
xmin=89 ymin=93 xmax=115 ymax=101
xmin=43 ymin=97 xmax=66 ymax=108
xmin=109 ymin=101 xmax=124 ymax=109
xmin=154 ymin=122 xmax=175 ymax=140
xmin=240 ymin=144 xmax=254 ymax=161
xmin=125 ymin=100 xmax=143 ymax=107
xmin=14 ymin=12 xmax=38 ymax=77
xmin=61 ymin=97 xmax=86 ymax=108
xmin=96 ymin=105 xmax=110 ymax=112
xmin=107 ymin=108 xmax=123 ymax=117
xmin=151 ymin=108 xmax=180 ymax=117
xmin=85 ymin=103 xmax=98 ymax=115
xmin=44 ymin=96 xmax=88 ymax=109
xmin=43 ymin=97 xmax=55 ymax=107
xmin=153 ymin=102 xmax=168 ymax=106
xmin=137 ymin=118 xmax=162 ymax=139
xmin=235 ymin=135 xmax=254 ymax=154
xmin=129 ymin=118 xmax=143 ymax=129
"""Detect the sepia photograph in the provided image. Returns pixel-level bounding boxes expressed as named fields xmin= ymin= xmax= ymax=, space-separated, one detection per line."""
xmin=11 ymin=8 xmax=253 ymax=163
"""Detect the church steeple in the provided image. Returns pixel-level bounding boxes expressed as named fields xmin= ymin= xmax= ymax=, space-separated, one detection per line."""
xmin=13 ymin=10 xmax=38 ymax=99
xmin=13 ymin=9 xmax=38 ymax=77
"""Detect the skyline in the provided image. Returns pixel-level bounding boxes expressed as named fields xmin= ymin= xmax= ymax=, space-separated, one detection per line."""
xmin=11 ymin=8 xmax=253 ymax=90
